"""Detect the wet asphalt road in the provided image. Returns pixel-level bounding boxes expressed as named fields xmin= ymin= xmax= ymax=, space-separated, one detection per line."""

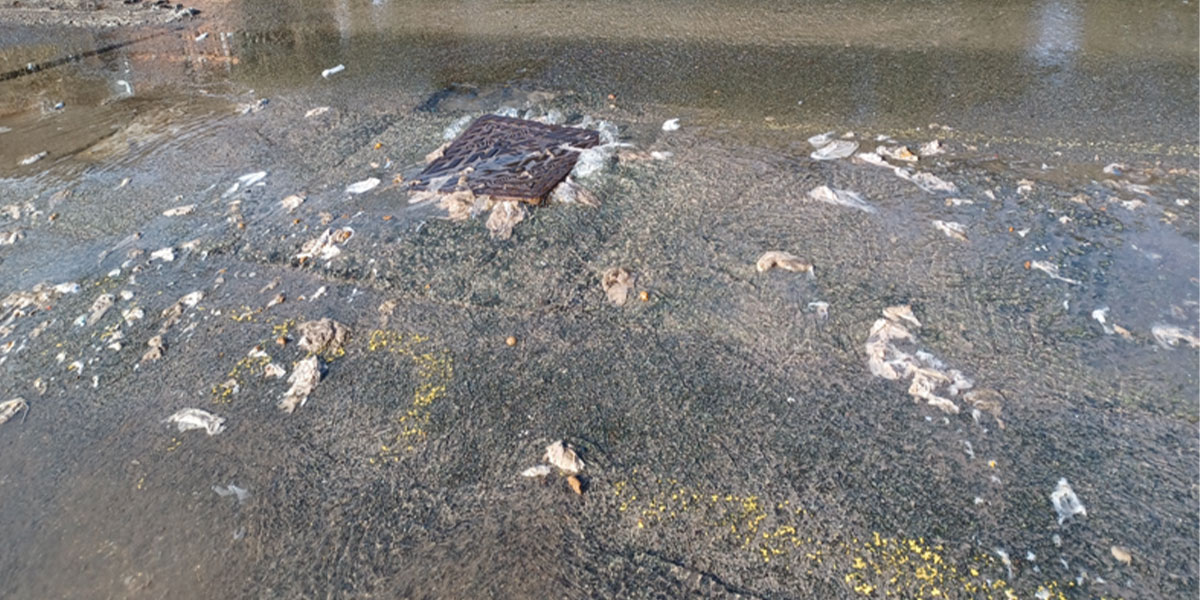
xmin=0 ymin=1 xmax=1197 ymax=598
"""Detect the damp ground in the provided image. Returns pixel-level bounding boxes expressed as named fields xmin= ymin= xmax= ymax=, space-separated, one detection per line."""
xmin=0 ymin=1 xmax=1197 ymax=598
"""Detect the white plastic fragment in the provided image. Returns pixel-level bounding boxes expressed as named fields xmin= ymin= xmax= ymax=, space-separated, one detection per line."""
xmin=854 ymin=152 xmax=890 ymax=167
xmin=932 ymin=220 xmax=968 ymax=242
xmin=166 ymin=408 xmax=225 ymax=435
xmin=661 ymin=118 xmax=681 ymax=131
xmin=345 ymin=178 xmax=380 ymax=195
xmin=280 ymin=194 xmax=305 ymax=212
xmin=1151 ymin=324 xmax=1200 ymax=349
xmin=1092 ymin=307 xmax=1114 ymax=334
xmin=876 ymin=145 xmax=919 ymax=162
xmin=807 ymin=131 xmax=836 ymax=147
xmin=0 ymin=398 xmax=28 ymax=425
xmin=238 ymin=171 xmax=267 ymax=186
xmin=919 ymin=140 xmax=944 ymax=156
xmin=212 ymin=484 xmax=250 ymax=503
xmin=882 ymin=305 xmax=921 ymax=328
xmin=19 ymin=152 xmax=47 ymax=166
xmin=544 ymin=440 xmax=583 ymax=474
xmin=893 ymin=168 xmax=958 ymax=193
xmin=296 ymin=228 xmax=353 ymax=262
xmin=263 ymin=363 xmax=286 ymax=379
xmin=485 ymin=200 xmax=526 ymax=240
xmin=1030 ymin=261 xmax=1081 ymax=285
xmin=162 ymin=204 xmax=195 ymax=217
xmin=808 ymin=301 xmax=830 ymax=320
xmin=756 ymin=251 xmax=814 ymax=276
xmin=279 ymin=356 xmax=322 ymax=413
xmin=1050 ymin=478 xmax=1086 ymax=524
xmin=995 ymin=548 xmax=1014 ymax=578
xmin=807 ymin=186 xmax=876 ymax=213
xmin=86 ymin=294 xmax=115 ymax=326
xmin=0 ymin=230 xmax=22 ymax=245
xmin=521 ymin=465 xmax=553 ymax=478
xmin=865 ymin=310 xmax=968 ymax=415
xmin=304 ymin=106 xmax=330 ymax=118
xmin=601 ymin=267 xmax=634 ymax=306
xmin=810 ymin=140 xmax=859 ymax=160
xmin=321 ymin=64 xmax=345 ymax=78
xmin=150 ymin=247 xmax=175 ymax=262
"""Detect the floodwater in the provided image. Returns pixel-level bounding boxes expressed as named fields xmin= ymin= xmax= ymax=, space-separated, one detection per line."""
xmin=0 ymin=1 xmax=1197 ymax=598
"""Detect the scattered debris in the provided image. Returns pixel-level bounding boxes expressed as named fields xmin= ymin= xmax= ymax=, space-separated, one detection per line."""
xmin=810 ymin=139 xmax=859 ymax=160
xmin=661 ymin=118 xmax=681 ymax=131
xmin=86 ymin=294 xmax=115 ymax=326
xmin=436 ymin=189 xmax=483 ymax=221
xmin=158 ymin=291 xmax=203 ymax=332
xmin=295 ymin=318 xmax=350 ymax=355
xmin=756 ymin=251 xmax=814 ymax=276
xmin=865 ymin=310 xmax=972 ymax=415
xmin=548 ymin=177 xmax=599 ymax=207
xmin=877 ymin=145 xmax=919 ymax=162
xmin=0 ymin=230 xmax=22 ymax=245
xmin=149 ymin=247 xmax=175 ymax=262
xmin=894 ymin=168 xmax=959 ymax=194
xmin=505 ymin=336 xmax=518 ymax=347
xmin=321 ymin=64 xmax=345 ymax=78
xmin=995 ymin=548 xmax=1014 ymax=579
xmin=1050 ymin=478 xmax=1087 ymax=525
xmin=932 ymin=220 xmax=968 ymax=241
xmin=807 ymin=185 xmax=876 ymax=213
xmin=919 ymin=140 xmax=944 ymax=156
xmin=882 ymin=305 xmax=921 ymax=328
xmin=280 ymin=194 xmax=305 ymax=212
xmin=964 ymin=389 xmax=1006 ymax=429
xmin=19 ymin=151 xmax=47 ymax=166
xmin=141 ymin=335 xmax=166 ymax=362
xmin=601 ymin=268 xmax=635 ymax=306
xmin=1 ymin=283 xmax=77 ymax=319
xmin=266 ymin=294 xmax=285 ymax=309
xmin=1092 ymin=307 xmax=1114 ymax=334
xmin=1030 ymin=261 xmax=1081 ymax=285
xmin=345 ymin=178 xmax=380 ymax=195
xmin=521 ymin=465 xmax=552 ymax=478
xmin=808 ymin=301 xmax=830 ymax=320
xmin=166 ymin=408 xmax=225 ymax=435
xmin=304 ymin=106 xmax=330 ymax=119
xmin=295 ymin=227 xmax=353 ymax=262
xmin=0 ymin=398 xmax=28 ymax=425
xmin=162 ymin=204 xmax=195 ymax=217
xmin=567 ymin=475 xmax=584 ymax=495
xmin=1111 ymin=546 xmax=1132 ymax=565
xmin=280 ymin=356 xmax=322 ymax=413
xmin=485 ymin=200 xmax=526 ymax=240
xmin=212 ymin=484 xmax=251 ymax=503
xmin=264 ymin=363 xmax=286 ymax=379
xmin=122 ymin=306 xmax=145 ymax=324
xmin=1151 ymin=324 xmax=1200 ymax=349
xmin=544 ymin=440 xmax=583 ymax=474
xmin=807 ymin=131 xmax=836 ymax=147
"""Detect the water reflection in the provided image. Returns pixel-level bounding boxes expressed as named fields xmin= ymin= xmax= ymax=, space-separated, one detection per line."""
xmin=1029 ymin=0 xmax=1081 ymax=69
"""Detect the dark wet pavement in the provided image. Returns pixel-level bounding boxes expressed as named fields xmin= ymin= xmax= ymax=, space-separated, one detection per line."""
xmin=0 ymin=1 xmax=1197 ymax=598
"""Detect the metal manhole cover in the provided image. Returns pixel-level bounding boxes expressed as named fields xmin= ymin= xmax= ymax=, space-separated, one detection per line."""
xmin=409 ymin=115 xmax=601 ymax=203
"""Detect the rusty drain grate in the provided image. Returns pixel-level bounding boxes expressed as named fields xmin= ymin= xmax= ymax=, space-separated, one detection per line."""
xmin=409 ymin=115 xmax=600 ymax=203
